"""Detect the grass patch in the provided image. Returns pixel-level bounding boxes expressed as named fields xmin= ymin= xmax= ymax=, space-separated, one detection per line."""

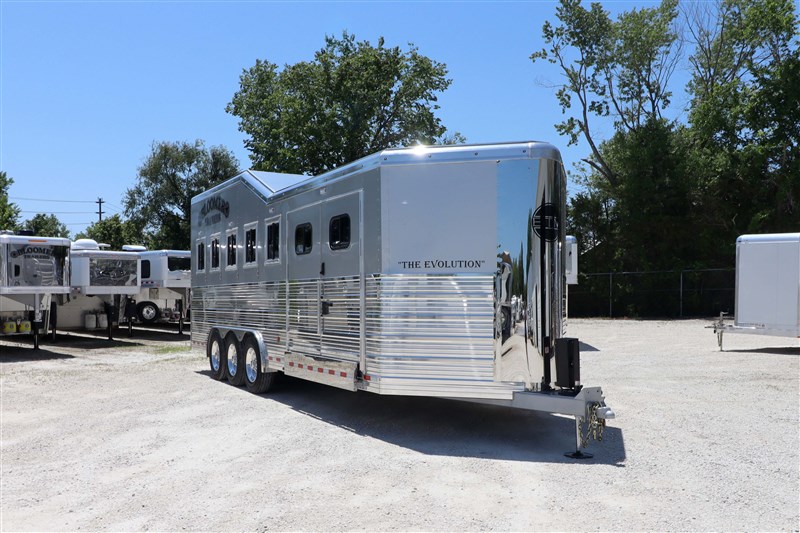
xmin=155 ymin=345 xmax=191 ymax=354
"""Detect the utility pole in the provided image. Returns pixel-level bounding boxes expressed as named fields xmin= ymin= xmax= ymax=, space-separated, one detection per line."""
xmin=96 ymin=198 xmax=104 ymax=222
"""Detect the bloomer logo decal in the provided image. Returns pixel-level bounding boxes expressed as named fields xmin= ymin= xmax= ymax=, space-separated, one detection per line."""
xmin=199 ymin=195 xmax=230 ymax=226
xmin=532 ymin=203 xmax=559 ymax=242
xmin=9 ymin=246 xmax=55 ymax=259
xmin=397 ymin=259 xmax=486 ymax=269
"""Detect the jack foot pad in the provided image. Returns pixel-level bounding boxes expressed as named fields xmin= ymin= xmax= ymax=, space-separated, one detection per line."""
xmin=565 ymin=450 xmax=594 ymax=459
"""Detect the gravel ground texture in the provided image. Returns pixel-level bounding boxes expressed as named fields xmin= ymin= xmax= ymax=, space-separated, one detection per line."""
xmin=1 ymin=319 xmax=798 ymax=532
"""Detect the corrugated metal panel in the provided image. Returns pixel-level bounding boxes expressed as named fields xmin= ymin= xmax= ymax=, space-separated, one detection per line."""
xmin=192 ymin=281 xmax=286 ymax=358
xmin=193 ymin=274 xmax=523 ymax=400
xmin=365 ymin=275 xmax=520 ymax=400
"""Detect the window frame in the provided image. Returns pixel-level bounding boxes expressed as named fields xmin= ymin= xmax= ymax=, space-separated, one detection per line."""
xmin=141 ymin=259 xmax=152 ymax=279
xmin=210 ymin=234 xmax=221 ymax=271
xmin=244 ymin=222 xmax=258 ymax=268
xmin=225 ymin=228 xmax=238 ymax=270
xmin=328 ymin=213 xmax=352 ymax=251
xmin=294 ymin=222 xmax=313 ymax=256
xmin=265 ymin=216 xmax=281 ymax=264
xmin=196 ymin=239 xmax=206 ymax=272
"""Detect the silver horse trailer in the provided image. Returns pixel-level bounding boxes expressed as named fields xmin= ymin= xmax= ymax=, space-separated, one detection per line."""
xmin=191 ymin=142 xmax=614 ymax=456
xmin=0 ymin=233 xmax=71 ymax=349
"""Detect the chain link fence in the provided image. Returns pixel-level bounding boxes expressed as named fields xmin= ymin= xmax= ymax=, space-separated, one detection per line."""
xmin=567 ymin=268 xmax=735 ymax=318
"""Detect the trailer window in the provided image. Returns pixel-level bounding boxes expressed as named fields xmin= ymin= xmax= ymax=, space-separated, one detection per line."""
xmin=227 ymin=232 xmax=237 ymax=268
xmin=245 ymin=227 xmax=257 ymax=264
xmin=141 ymin=260 xmax=151 ymax=279
xmin=169 ymin=256 xmax=191 ymax=271
xmin=196 ymin=242 xmax=205 ymax=271
xmin=211 ymin=238 xmax=220 ymax=269
xmin=329 ymin=214 xmax=351 ymax=250
xmin=267 ymin=221 xmax=280 ymax=261
xmin=294 ymin=223 xmax=312 ymax=255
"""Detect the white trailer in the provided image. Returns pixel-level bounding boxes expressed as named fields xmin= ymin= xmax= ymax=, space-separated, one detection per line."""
xmin=0 ymin=233 xmax=71 ymax=349
xmin=712 ymin=233 xmax=800 ymax=349
xmin=56 ymin=239 xmax=141 ymax=337
xmin=136 ymin=249 xmax=191 ymax=332
xmin=564 ymin=235 xmax=578 ymax=321
xmin=191 ymin=142 xmax=614 ymax=456
xmin=565 ymin=235 xmax=578 ymax=285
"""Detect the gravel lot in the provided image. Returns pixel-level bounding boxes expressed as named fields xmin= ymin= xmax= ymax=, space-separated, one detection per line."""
xmin=1 ymin=319 xmax=798 ymax=532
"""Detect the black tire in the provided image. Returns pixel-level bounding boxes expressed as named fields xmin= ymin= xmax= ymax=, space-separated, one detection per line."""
xmin=224 ymin=333 xmax=245 ymax=386
xmin=207 ymin=330 xmax=225 ymax=380
xmin=136 ymin=301 xmax=161 ymax=324
xmin=243 ymin=336 xmax=275 ymax=394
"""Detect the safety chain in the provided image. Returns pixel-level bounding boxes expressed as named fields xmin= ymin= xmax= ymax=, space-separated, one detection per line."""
xmin=580 ymin=402 xmax=606 ymax=448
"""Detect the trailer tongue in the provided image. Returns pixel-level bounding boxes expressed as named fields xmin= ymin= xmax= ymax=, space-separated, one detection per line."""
xmin=191 ymin=142 xmax=614 ymax=456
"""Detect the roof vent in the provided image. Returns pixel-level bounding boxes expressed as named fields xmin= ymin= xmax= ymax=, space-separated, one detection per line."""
xmin=72 ymin=239 xmax=100 ymax=250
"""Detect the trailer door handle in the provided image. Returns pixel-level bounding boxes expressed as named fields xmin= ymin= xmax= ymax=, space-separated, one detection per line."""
xmin=321 ymin=300 xmax=333 ymax=315
xmin=320 ymin=262 xmax=325 ymax=276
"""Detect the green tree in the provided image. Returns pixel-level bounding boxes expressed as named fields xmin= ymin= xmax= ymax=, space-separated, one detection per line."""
xmin=686 ymin=0 xmax=800 ymax=237
xmin=75 ymin=214 xmax=141 ymax=250
xmin=531 ymin=0 xmax=681 ymax=188
xmin=534 ymin=0 xmax=689 ymax=273
xmin=0 ymin=171 xmax=21 ymax=230
xmin=227 ymin=31 xmax=461 ymax=175
xmin=124 ymin=140 xmax=240 ymax=250
xmin=20 ymin=213 xmax=70 ymax=238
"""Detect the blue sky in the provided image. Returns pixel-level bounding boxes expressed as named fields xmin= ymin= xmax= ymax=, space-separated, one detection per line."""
xmin=3 ymin=0 xmax=672 ymax=237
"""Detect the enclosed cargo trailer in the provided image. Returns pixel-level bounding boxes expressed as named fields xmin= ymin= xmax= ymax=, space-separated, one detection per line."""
xmin=0 ymin=233 xmax=71 ymax=349
xmin=713 ymin=233 xmax=800 ymax=349
xmin=191 ymin=142 xmax=614 ymax=455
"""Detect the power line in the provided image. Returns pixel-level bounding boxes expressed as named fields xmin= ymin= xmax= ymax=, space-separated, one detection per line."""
xmin=20 ymin=210 xmax=96 ymax=214
xmin=10 ymin=197 xmax=95 ymax=203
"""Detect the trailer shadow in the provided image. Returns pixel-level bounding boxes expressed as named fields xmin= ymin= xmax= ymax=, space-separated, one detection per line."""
xmin=0 ymin=346 xmax=75 ymax=361
xmin=51 ymin=327 xmax=188 ymax=346
xmin=726 ymin=346 xmax=800 ymax=356
xmin=112 ymin=326 xmax=189 ymax=343
xmin=203 ymin=373 xmax=625 ymax=465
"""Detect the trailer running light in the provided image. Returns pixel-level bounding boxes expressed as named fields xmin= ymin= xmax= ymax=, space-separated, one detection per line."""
xmin=284 ymin=359 xmax=352 ymax=379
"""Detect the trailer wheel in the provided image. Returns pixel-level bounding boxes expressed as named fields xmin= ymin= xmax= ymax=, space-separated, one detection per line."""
xmin=243 ymin=336 xmax=274 ymax=394
xmin=137 ymin=301 xmax=161 ymax=324
xmin=207 ymin=330 xmax=225 ymax=380
xmin=224 ymin=333 xmax=245 ymax=386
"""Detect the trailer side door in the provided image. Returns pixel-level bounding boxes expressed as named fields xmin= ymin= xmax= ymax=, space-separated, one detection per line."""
xmin=320 ymin=191 xmax=364 ymax=366
xmin=287 ymin=204 xmax=322 ymax=359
